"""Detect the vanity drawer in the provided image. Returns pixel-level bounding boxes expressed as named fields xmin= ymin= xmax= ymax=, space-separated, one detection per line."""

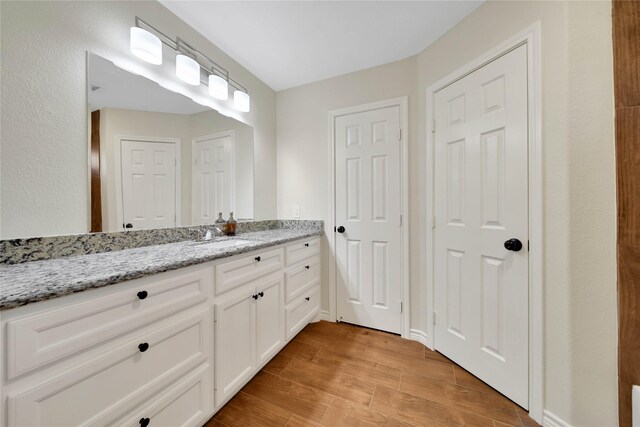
xmin=6 ymin=307 xmax=212 ymax=427
xmin=5 ymin=264 xmax=212 ymax=380
xmin=215 ymin=247 xmax=284 ymax=295
xmin=285 ymin=255 xmax=320 ymax=303
xmin=285 ymin=286 xmax=320 ymax=340
xmin=285 ymin=237 xmax=320 ymax=266
xmin=109 ymin=363 xmax=212 ymax=427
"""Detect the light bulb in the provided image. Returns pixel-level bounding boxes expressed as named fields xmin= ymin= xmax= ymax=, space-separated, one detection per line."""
xmin=209 ymin=74 xmax=228 ymax=100
xmin=176 ymin=54 xmax=200 ymax=86
xmin=130 ymin=27 xmax=162 ymax=65
xmin=234 ymin=90 xmax=250 ymax=112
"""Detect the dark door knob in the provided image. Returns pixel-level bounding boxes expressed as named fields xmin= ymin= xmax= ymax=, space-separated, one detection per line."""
xmin=258 ymin=292 xmax=264 ymax=298
xmin=137 ymin=291 xmax=148 ymax=300
xmin=304 ymin=243 xmax=310 ymax=247
xmin=504 ymin=238 xmax=523 ymax=252
xmin=125 ymin=223 xmax=133 ymax=229
xmin=252 ymin=294 xmax=259 ymax=300
xmin=255 ymin=256 xmax=261 ymax=262
xmin=305 ymin=265 xmax=310 ymax=270
xmin=305 ymin=297 xmax=310 ymax=301
xmin=139 ymin=418 xmax=150 ymax=427
xmin=337 ymin=226 xmax=345 ymax=233
xmin=138 ymin=343 xmax=149 ymax=352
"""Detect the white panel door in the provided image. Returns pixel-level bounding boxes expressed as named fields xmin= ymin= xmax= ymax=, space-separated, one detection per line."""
xmin=256 ymin=273 xmax=285 ymax=365
xmin=121 ymin=140 xmax=176 ymax=230
xmin=192 ymin=134 xmax=233 ymax=225
xmin=335 ymin=106 xmax=402 ymax=334
xmin=434 ymin=44 xmax=529 ymax=407
xmin=214 ymin=286 xmax=256 ymax=407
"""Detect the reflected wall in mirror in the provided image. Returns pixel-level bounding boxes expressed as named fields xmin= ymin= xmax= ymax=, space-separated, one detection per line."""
xmin=88 ymin=53 xmax=254 ymax=232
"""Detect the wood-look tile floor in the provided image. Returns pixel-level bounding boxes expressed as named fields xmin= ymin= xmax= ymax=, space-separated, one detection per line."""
xmin=205 ymin=321 xmax=541 ymax=427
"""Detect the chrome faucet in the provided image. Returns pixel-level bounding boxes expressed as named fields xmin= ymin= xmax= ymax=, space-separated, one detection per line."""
xmin=188 ymin=228 xmax=211 ymax=242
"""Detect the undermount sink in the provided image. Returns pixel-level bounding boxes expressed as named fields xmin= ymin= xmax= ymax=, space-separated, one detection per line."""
xmin=191 ymin=239 xmax=253 ymax=249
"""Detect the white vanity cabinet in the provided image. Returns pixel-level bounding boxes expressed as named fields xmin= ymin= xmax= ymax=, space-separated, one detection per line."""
xmin=0 ymin=236 xmax=321 ymax=427
xmin=214 ymin=271 xmax=284 ymax=407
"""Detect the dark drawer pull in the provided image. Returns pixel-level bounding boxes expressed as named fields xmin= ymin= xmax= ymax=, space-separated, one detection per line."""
xmin=138 ymin=343 xmax=149 ymax=352
xmin=304 ymin=243 xmax=310 ymax=247
xmin=305 ymin=297 xmax=310 ymax=301
xmin=255 ymin=256 xmax=261 ymax=262
xmin=140 ymin=418 xmax=150 ymax=427
xmin=137 ymin=291 xmax=148 ymax=300
xmin=305 ymin=265 xmax=310 ymax=270
xmin=252 ymin=294 xmax=259 ymax=300
xmin=259 ymin=291 xmax=264 ymax=298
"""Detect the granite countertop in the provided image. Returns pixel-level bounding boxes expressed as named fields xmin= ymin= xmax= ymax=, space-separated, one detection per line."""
xmin=0 ymin=228 xmax=322 ymax=310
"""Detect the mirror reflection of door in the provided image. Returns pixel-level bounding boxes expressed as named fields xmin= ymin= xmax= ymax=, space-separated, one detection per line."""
xmin=192 ymin=132 xmax=234 ymax=225
xmin=120 ymin=138 xmax=178 ymax=230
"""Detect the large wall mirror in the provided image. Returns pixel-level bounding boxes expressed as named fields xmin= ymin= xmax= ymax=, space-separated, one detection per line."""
xmin=88 ymin=53 xmax=254 ymax=232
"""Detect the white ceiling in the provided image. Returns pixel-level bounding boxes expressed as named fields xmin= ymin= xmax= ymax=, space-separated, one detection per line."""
xmin=160 ymin=1 xmax=484 ymax=91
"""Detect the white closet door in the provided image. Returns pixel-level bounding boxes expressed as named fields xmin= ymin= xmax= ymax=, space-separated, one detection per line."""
xmin=335 ymin=105 xmax=402 ymax=334
xmin=434 ymin=44 xmax=529 ymax=407
xmin=192 ymin=134 xmax=233 ymax=225
xmin=121 ymin=140 xmax=176 ymax=230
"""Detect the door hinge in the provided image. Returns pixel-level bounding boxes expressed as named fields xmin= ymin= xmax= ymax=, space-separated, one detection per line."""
xmin=432 ymin=119 xmax=436 ymax=134
xmin=400 ymin=301 xmax=403 ymax=313
xmin=400 ymin=215 xmax=403 ymax=227
xmin=432 ymin=216 xmax=436 ymax=229
xmin=528 ymin=240 xmax=530 ymax=251
xmin=433 ymin=312 xmax=437 ymax=326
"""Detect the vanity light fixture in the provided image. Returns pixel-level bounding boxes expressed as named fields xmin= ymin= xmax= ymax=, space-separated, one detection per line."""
xmin=234 ymin=90 xmax=251 ymax=113
xmin=209 ymin=73 xmax=229 ymax=100
xmin=129 ymin=27 xmax=162 ymax=65
xmin=176 ymin=53 xmax=201 ymax=86
xmin=129 ymin=17 xmax=250 ymax=111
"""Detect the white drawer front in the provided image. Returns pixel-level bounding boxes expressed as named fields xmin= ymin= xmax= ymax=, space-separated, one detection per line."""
xmin=7 ymin=307 xmax=212 ymax=427
xmin=6 ymin=265 xmax=212 ymax=380
xmin=110 ymin=363 xmax=213 ymax=427
xmin=285 ymin=286 xmax=320 ymax=340
xmin=215 ymin=248 xmax=284 ymax=295
xmin=285 ymin=255 xmax=321 ymax=303
xmin=285 ymin=238 xmax=320 ymax=267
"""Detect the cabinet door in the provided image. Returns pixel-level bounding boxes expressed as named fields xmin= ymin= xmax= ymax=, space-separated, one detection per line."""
xmin=214 ymin=287 xmax=256 ymax=407
xmin=256 ymin=273 xmax=285 ymax=365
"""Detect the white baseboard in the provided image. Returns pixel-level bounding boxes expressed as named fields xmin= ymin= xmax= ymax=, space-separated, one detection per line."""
xmin=409 ymin=329 xmax=429 ymax=347
xmin=542 ymin=410 xmax=573 ymax=427
xmin=314 ymin=310 xmax=331 ymax=322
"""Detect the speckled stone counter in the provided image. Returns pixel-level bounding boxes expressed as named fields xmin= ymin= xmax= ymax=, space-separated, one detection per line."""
xmin=0 ymin=227 xmax=322 ymax=310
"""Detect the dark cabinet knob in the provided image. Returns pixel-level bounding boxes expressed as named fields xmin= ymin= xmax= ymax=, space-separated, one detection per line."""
xmin=255 ymin=256 xmax=261 ymax=262
xmin=258 ymin=292 xmax=264 ymax=298
xmin=138 ymin=343 xmax=149 ymax=352
xmin=137 ymin=291 xmax=148 ymax=300
xmin=504 ymin=238 xmax=523 ymax=252
xmin=252 ymin=294 xmax=259 ymax=300
xmin=139 ymin=418 xmax=150 ymax=427
xmin=305 ymin=297 xmax=310 ymax=301
xmin=337 ymin=226 xmax=345 ymax=233
xmin=304 ymin=243 xmax=310 ymax=247
xmin=305 ymin=265 xmax=310 ymax=270
xmin=125 ymin=223 xmax=133 ymax=229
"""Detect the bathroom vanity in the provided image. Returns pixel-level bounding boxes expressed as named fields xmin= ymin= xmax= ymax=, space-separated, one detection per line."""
xmin=0 ymin=228 xmax=321 ymax=426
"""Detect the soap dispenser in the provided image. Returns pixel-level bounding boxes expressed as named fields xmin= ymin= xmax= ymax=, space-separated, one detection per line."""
xmin=215 ymin=212 xmax=225 ymax=225
xmin=226 ymin=212 xmax=237 ymax=236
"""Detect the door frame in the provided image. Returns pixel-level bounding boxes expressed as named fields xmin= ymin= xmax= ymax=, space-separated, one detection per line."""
xmin=328 ymin=97 xmax=410 ymax=338
xmin=425 ymin=23 xmax=542 ymax=421
xmin=114 ymin=134 xmax=182 ymax=231
xmin=191 ymin=130 xmax=236 ymax=223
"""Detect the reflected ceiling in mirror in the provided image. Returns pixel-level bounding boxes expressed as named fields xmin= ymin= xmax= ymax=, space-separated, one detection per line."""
xmin=87 ymin=53 xmax=254 ymax=233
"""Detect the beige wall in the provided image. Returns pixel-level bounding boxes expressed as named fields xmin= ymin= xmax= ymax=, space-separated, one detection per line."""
xmin=0 ymin=0 xmax=277 ymax=239
xmin=276 ymin=1 xmax=617 ymax=425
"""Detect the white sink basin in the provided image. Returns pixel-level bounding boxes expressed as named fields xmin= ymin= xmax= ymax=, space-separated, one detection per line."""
xmin=191 ymin=239 xmax=253 ymax=249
